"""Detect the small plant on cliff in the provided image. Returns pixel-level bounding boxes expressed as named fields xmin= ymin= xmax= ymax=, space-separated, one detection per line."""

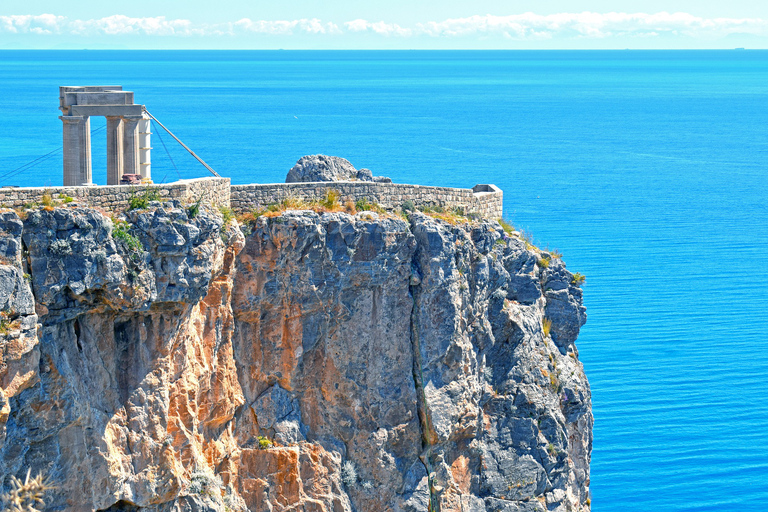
xmin=223 ymin=485 xmax=247 ymax=511
xmin=497 ymin=218 xmax=515 ymax=235
xmin=280 ymin=196 xmax=307 ymax=210
xmin=1 ymin=468 xmax=54 ymax=512
xmin=128 ymin=187 xmax=162 ymax=210
xmin=547 ymin=443 xmax=557 ymax=457
xmin=188 ymin=465 xmax=223 ymax=500
xmin=340 ymin=460 xmax=358 ymax=488
xmin=520 ymin=230 xmax=538 ymax=251
xmin=58 ymin=193 xmax=74 ymax=204
xmin=40 ymin=191 xmax=53 ymax=208
xmin=320 ymin=188 xmax=341 ymax=210
xmin=542 ymin=317 xmax=553 ymax=338
xmin=0 ymin=310 xmax=14 ymax=336
xmin=218 ymin=206 xmax=234 ymax=225
xmin=571 ymin=272 xmax=586 ymax=286
xmin=538 ymin=256 xmax=551 ymax=269
xmin=187 ymin=195 xmax=203 ymax=219
xmin=419 ymin=205 xmax=469 ymax=226
xmin=355 ymin=198 xmax=384 ymax=213
xmin=112 ymin=220 xmax=144 ymax=256
xmin=401 ymin=199 xmax=415 ymax=212
xmin=257 ymin=435 xmax=273 ymax=449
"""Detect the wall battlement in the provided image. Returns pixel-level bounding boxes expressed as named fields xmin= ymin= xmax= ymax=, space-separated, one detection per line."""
xmin=0 ymin=177 xmax=503 ymax=219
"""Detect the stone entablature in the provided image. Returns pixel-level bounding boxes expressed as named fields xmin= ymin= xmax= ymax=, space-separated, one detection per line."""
xmin=0 ymin=178 xmax=503 ymax=219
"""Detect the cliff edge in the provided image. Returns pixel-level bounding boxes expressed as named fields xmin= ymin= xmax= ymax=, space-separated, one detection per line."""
xmin=0 ymin=202 xmax=591 ymax=512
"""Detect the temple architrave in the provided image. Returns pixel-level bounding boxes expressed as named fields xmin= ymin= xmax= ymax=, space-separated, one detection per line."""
xmin=58 ymin=86 xmax=151 ymax=186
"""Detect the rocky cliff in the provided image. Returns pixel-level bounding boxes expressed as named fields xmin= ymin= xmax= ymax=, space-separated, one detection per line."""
xmin=0 ymin=202 xmax=591 ymax=512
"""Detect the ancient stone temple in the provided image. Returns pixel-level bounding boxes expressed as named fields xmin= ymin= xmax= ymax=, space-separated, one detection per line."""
xmin=58 ymin=86 xmax=151 ymax=186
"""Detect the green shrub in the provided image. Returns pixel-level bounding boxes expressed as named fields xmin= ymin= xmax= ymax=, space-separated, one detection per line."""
xmin=218 ymin=206 xmax=234 ymax=225
xmin=0 ymin=310 xmax=13 ymax=336
xmin=257 ymin=435 xmax=273 ymax=449
xmin=128 ymin=187 xmax=162 ymax=210
xmin=401 ymin=200 xmax=415 ymax=212
xmin=571 ymin=272 xmax=586 ymax=286
xmin=113 ymin=220 xmax=144 ymax=255
xmin=187 ymin=196 xmax=203 ymax=218
xmin=538 ymin=256 xmax=551 ymax=269
xmin=355 ymin=198 xmax=384 ymax=213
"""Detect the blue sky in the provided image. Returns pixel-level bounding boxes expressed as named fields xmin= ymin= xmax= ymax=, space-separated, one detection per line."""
xmin=2 ymin=0 xmax=767 ymax=49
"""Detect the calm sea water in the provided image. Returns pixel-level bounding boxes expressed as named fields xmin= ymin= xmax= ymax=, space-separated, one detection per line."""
xmin=2 ymin=50 xmax=767 ymax=511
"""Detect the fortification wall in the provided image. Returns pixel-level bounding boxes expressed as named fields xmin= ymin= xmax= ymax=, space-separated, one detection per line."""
xmin=0 ymin=177 xmax=503 ymax=219
xmin=0 ymin=177 xmax=231 ymax=211
xmin=230 ymin=182 xmax=503 ymax=219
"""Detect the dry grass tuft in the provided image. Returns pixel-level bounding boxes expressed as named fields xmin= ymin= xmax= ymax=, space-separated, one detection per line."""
xmin=1 ymin=469 xmax=54 ymax=512
xmin=542 ymin=317 xmax=552 ymax=338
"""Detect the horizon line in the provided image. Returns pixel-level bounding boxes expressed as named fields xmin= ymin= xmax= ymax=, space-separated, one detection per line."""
xmin=0 ymin=47 xmax=765 ymax=51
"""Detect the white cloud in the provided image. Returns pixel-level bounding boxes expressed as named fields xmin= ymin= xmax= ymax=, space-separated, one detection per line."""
xmin=0 ymin=12 xmax=766 ymax=41
xmin=0 ymin=14 xmax=203 ymax=36
xmin=233 ymin=18 xmax=340 ymax=35
xmin=0 ymin=14 xmax=66 ymax=34
xmin=68 ymin=15 xmax=201 ymax=36
xmin=345 ymin=19 xmax=412 ymax=37
xmin=415 ymin=12 xmax=768 ymax=40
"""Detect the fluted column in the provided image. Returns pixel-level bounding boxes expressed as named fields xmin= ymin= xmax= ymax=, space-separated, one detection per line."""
xmin=60 ymin=115 xmax=92 ymax=186
xmin=106 ymin=116 xmax=124 ymax=185
xmin=122 ymin=115 xmax=142 ymax=176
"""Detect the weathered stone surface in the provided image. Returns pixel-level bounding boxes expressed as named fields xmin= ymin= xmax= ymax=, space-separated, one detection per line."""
xmin=0 ymin=205 xmax=591 ymax=512
xmin=285 ymin=154 xmax=392 ymax=183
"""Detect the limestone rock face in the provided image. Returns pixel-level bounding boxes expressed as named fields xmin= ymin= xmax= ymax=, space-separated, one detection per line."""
xmin=0 ymin=205 xmax=591 ymax=512
xmin=285 ymin=155 xmax=392 ymax=183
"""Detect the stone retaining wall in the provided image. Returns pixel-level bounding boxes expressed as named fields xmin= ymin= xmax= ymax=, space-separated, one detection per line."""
xmin=0 ymin=177 xmax=231 ymax=211
xmin=0 ymin=177 xmax=503 ymax=219
xmin=230 ymin=182 xmax=503 ymax=219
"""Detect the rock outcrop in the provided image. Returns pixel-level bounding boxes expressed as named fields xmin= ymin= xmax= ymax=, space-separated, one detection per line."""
xmin=286 ymin=155 xmax=392 ymax=184
xmin=0 ymin=203 xmax=591 ymax=512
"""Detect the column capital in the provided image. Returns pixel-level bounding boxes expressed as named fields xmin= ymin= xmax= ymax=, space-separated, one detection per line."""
xmin=59 ymin=115 xmax=87 ymax=123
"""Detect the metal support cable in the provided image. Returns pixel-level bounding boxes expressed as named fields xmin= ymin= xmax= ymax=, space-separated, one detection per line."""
xmin=151 ymin=119 xmax=181 ymax=182
xmin=0 ymin=123 xmax=106 ymax=183
xmin=143 ymin=109 xmax=220 ymax=178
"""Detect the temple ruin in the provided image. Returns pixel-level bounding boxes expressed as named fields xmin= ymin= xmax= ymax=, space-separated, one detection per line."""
xmin=58 ymin=86 xmax=151 ymax=186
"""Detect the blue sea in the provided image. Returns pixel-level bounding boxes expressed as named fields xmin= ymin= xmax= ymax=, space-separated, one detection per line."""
xmin=1 ymin=50 xmax=767 ymax=511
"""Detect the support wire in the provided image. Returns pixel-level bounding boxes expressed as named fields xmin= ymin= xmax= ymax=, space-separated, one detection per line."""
xmin=143 ymin=109 xmax=220 ymax=178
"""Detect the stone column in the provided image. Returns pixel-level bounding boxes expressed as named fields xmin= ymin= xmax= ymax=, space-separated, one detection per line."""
xmin=106 ymin=116 xmax=124 ymax=185
xmin=60 ymin=115 xmax=92 ymax=186
xmin=122 ymin=115 xmax=142 ymax=176
xmin=138 ymin=115 xmax=151 ymax=181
